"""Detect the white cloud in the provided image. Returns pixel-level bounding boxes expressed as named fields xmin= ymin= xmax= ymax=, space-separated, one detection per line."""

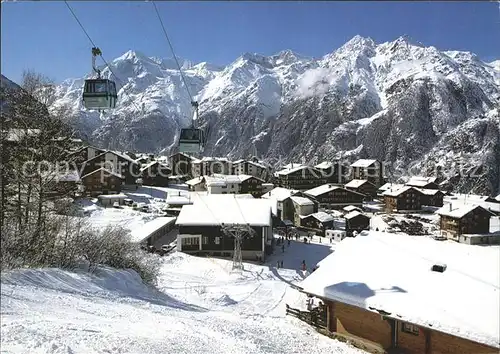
xmin=295 ymin=67 xmax=331 ymax=99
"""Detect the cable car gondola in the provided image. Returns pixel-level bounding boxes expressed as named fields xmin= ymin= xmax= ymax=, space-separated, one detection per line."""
xmin=82 ymin=47 xmax=118 ymax=111
xmin=178 ymin=101 xmax=205 ymax=154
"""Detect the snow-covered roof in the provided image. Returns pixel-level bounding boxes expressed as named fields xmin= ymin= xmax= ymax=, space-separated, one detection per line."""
xmin=344 ymin=179 xmax=371 ymax=189
xmin=315 ymin=161 xmax=333 ymax=169
xmin=80 ymin=167 xmax=124 ymax=180
xmin=166 ymin=195 xmax=193 ymax=205
xmin=344 ymin=211 xmax=368 ymax=220
xmin=185 ymin=176 xmax=204 ymax=186
xmin=205 ymin=174 xmax=259 ymax=187
xmin=176 ymin=195 xmax=272 ymax=226
xmin=109 ymin=150 xmax=140 ymax=164
xmin=300 ymin=232 xmax=500 ymax=348
xmin=275 ymin=165 xmax=313 ymax=176
xmin=436 ymin=204 xmax=491 ymax=219
xmin=5 ymin=128 xmax=41 ymax=142
xmin=96 ymin=193 xmax=128 ymax=199
xmin=304 ymin=184 xmax=341 ymax=197
xmin=343 ymin=205 xmax=362 ymax=213
xmin=306 ymin=211 xmax=334 ymax=223
xmin=261 ymin=187 xmax=299 ymax=202
xmin=247 ymin=160 xmax=267 ymax=169
xmin=290 ymin=196 xmax=315 ymax=206
xmin=130 ymin=217 xmax=177 ymax=243
xmin=382 ymin=186 xmax=418 ymax=197
xmin=417 ymin=188 xmax=444 ymax=196
xmin=350 ymin=159 xmax=378 ymax=168
xmin=496 ymin=195 xmax=500 ymax=202
xmin=406 ymin=176 xmax=437 ymax=187
xmin=378 ymin=183 xmax=404 ymax=192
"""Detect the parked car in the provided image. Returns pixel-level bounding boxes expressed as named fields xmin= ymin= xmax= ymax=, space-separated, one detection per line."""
xmin=113 ymin=202 xmax=121 ymax=208
xmin=141 ymin=205 xmax=149 ymax=213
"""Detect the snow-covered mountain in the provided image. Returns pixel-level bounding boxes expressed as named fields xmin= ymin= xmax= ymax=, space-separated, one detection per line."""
xmin=49 ymin=36 xmax=500 ymax=194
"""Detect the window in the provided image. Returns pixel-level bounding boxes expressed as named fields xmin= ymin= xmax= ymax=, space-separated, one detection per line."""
xmin=203 ymin=236 xmax=209 ymax=244
xmin=214 ymin=237 xmax=220 ymax=245
xmin=402 ymin=323 xmax=419 ymax=336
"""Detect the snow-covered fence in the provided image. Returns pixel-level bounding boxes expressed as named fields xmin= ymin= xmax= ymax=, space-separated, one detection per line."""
xmin=285 ymin=304 xmax=327 ymax=330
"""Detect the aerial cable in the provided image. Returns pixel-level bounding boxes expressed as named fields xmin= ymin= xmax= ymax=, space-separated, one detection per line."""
xmin=151 ymin=0 xmax=194 ymax=104
xmin=64 ymin=1 xmax=142 ymax=113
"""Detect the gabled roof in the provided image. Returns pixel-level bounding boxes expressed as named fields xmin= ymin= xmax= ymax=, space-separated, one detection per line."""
xmin=275 ymin=165 xmax=318 ymax=176
xmin=110 ymin=150 xmax=140 ymax=164
xmin=382 ymin=186 xmax=421 ymax=197
xmin=351 ymin=159 xmax=378 ymax=168
xmin=300 ymin=232 xmax=500 ymax=348
xmin=436 ymin=204 xmax=492 ymax=219
xmin=345 ymin=179 xmax=373 ymax=189
xmin=300 ymin=211 xmax=334 ymax=223
xmin=80 ymin=167 xmax=124 ymax=180
xmin=378 ymin=183 xmax=404 ymax=192
xmin=344 ymin=210 xmax=369 ymax=220
xmin=315 ymin=161 xmax=334 ymax=169
xmin=261 ymin=187 xmax=299 ymax=202
xmin=290 ymin=196 xmax=315 ymax=206
xmin=343 ymin=205 xmax=362 ymax=213
xmin=176 ymin=195 xmax=272 ymax=226
xmin=204 ymin=174 xmax=262 ymax=187
xmin=416 ymin=188 xmax=444 ymax=196
xmin=185 ymin=176 xmax=205 ymax=186
xmin=406 ymin=176 xmax=438 ymax=187
xmin=305 ymin=184 xmax=365 ymax=198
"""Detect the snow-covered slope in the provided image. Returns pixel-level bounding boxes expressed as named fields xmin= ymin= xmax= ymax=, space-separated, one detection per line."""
xmin=1 ymin=246 xmax=364 ymax=353
xmin=48 ymin=35 xmax=500 ymax=194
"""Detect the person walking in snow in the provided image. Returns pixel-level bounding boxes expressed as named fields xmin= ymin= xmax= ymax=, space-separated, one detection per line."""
xmin=281 ymin=244 xmax=285 ymax=253
xmin=277 ymin=260 xmax=280 ymax=269
xmin=287 ymin=239 xmax=290 ymax=246
xmin=280 ymin=260 xmax=284 ymax=268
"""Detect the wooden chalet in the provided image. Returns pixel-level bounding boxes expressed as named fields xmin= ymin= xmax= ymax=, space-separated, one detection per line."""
xmin=383 ymin=186 xmax=424 ymax=212
xmin=344 ymin=179 xmax=378 ymax=199
xmin=418 ymin=189 xmax=445 ymax=207
xmin=175 ymin=195 xmax=273 ymax=261
xmin=290 ymin=196 xmax=317 ymax=226
xmin=231 ymin=159 xmax=267 ymax=179
xmin=350 ymin=159 xmax=384 ymax=187
xmin=344 ymin=211 xmax=370 ymax=237
xmin=304 ymin=184 xmax=365 ymax=209
xmin=66 ymin=145 xmax=105 ymax=168
xmin=275 ymin=165 xmax=327 ymax=190
xmin=436 ymin=204 xmax=494 ymax=242
xmin=80 ymin=150 xmax=140 ymax=186
xmin=140 ymin=160 xmax=171 ymax=187
xmin=300 ymin=232 xmax=500 ymax=354
xmin=314 ymin=161 xmax=348 ymax=184
xmin=299 ymin=212 xmax=334 ymax=236
xmin=261 ymin=187 xmax=301 ymax=222
xmin=168 ymin=152 xmax=193 ymax=177
xmin=185 ymin=176 xmax=206 ymax=191
xmin=191 ymin=157 xmax=231 ymax=177
xmin=80 ymin=167 xmax=124 ymax=196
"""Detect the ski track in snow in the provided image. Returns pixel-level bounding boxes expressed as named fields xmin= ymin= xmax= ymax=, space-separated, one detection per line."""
xmin=1 ymin=238 xmax=363 ymax=354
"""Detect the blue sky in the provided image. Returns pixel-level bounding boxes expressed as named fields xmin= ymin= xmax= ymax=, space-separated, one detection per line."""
xmin=2 ymin=1 xmax=499 ymax=84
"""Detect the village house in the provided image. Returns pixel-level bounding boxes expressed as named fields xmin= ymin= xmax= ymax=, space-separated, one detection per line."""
xmin=168 ymin=152 xmax=193 ymax=177
xmin=191 ymin=157 xmax=231 ymax=177
xmin=377 ymin=182 xmax=404 ymax=199
xmin=300 ymin=232 xmax=500 ymax=354
xmin=97 ymin=193 xmax=128 ymax=207
xmin=204 ymin=174 xmax=264 ymax=197
xmin=261 ymin=187 xmax=301 ymax=223
xmin=304 ymin=184 xmax=365 ymax=209
xmin=130 ymin=216 xmax=177 ymax=248
xmin=275 ymin=165 xmax=327 ymax=190
xmin=344 ymin=179 xmax=378 ymax=199
xmin=350 ymin=159 xmax=384 ymax=187
xmin=344 ymin=211 xmax=371 ymax=236
xmin=66 ymin=145 xmax=105 ymax=168
xmin=436 ymin=204 xmax=497 ymax=244
xmin=383 ymin=186 xmax=424 ymax=212
xmin=299 ymin=211 xmax=334 ymax=236
xmin=80 ymin=150 xmax=141 ymax=186
xmin=140 ymin=160 xmax=171 ymax=187
xmin=314 ymin=161 xmax=348 ymax=184
xmin=185 ymin=176 xmax=206 ymax=191
xmin=290 ymin=196 xmax=317 ymax=226
xmin=175 ymin=195 xmax=273 ymax=261
xmin=80 ymin=167 xmax=124 ymax=196
xmin=418 ymin=188 xmax=445 ymax=207
xmin=231 ymin=159 xmax=267 ymax=179
xmin=405 ymin=176 xmax=440 ymax=190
